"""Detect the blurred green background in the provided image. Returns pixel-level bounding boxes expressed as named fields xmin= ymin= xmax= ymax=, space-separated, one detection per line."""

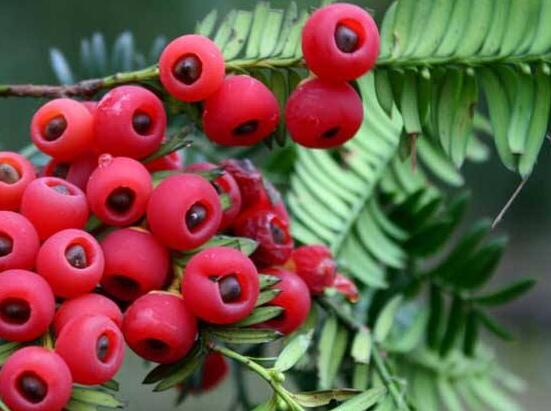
xmin=0 ymin=1 xmax=550 ymax=409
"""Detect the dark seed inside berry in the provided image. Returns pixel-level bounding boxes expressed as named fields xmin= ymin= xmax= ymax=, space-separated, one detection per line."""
xmin=334 ymin=24 xmax=359 ymax=53
xmin=132 ymin=112 xmax=153 ymax=135
xmin=233 ymin=120 xmax=259 ymax=136
xmin=107 ymin=188 xmax=135 ymax=214
xmin=0 ymin=298 xmax=31 ymax=325
xmin=322 ymin=127 xmax=340 ymax=139
xmin=96 ymin=334 xmax=110 ymax=362
xmin=0 ymin=234 xmax=13 ymax=257
xmin=43 ymin=115 xmax=67 ymax=141
xmin=218 ymin=275 xmax=241 ymax=303
xmin=65 ymin=244 xmax=88 ymax=269
xmin=52 ymin=163 xmax=70 ymax=179
xmin=17 ymin=372 xmax=47 ymax=404
xmin=51 ymin=184 xmax=70 ymax=195
xmin=270 ymin=221 xmax=286 ymax=245
xmin=145 ymin=338 xmax=168 ymax=352
xmin=0 ymin=163 xmax=20 ymax=184
xmin=185 ymin=203 xmax=207 ymax=231
xmin=173 ymin=55 xmax=203 ymax=85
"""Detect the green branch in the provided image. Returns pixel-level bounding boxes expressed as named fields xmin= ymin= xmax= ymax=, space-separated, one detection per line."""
xmin=316 ymin=297 xmax=411 ymax=411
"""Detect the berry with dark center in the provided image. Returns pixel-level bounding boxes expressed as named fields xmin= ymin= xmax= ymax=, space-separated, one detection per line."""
xmin=0 ymin=298 xmax=31 ymax=325
xmin=132 ymin=111 xmax=153 ymax=135
xmin=65 ymin=244 xmax=88 ymax=269
xmin=218 ymin=275 xmax=241 ymax=303
xmin=96 ymin=334 xmax=110 ymax=362
xmin=322 ymin=126 xmax=341 ymax=139
xmin=43 ymin=116 xmax=67 ymax=141
xmin=0 ymin=234 xmax=13 ymax=257
xmin=233 ymin=120 xmax=259 ymax=136
xmin=0 ymin=163 xmax=20 ymax=184
xmin=335 ymin=24 xmax=359 ymax=53
xmin=173 ymin=55 xmax=202 ymax=85
xmin=107 ymin=187 xmax=135 ymax=214
xmin=17 ymin=373 xmax=47 ymax=404
xmin=185 ymin=203 xmax=207 ymax=231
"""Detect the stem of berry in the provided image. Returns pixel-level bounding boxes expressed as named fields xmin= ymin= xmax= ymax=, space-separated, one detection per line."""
xmin=316 ymin=296 xmax=411 ymax=411
xmin=41 ymin=329 xmax=55 ymax=350
xmin=167 ymin=264 xmax=184 ymax=293
xmin=210 ymin=344 xmax=304 ymax=411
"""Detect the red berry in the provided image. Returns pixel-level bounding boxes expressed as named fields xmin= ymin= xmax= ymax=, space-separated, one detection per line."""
xmin=159 ymin=34 xmax=225 ymax=102
xmin=0 ymin=270 xmax=55 ymax=342
xmin=246 ymin=180 xmax=289 ymax=223
xmin=259 ymin=268 xmax=311 ymax=335
xmin=0 ymin=346 xmax=72 ymax=411
xmin=301 ymin=3 xmax=380 ymax=81
xmin=0 ymin=212 xmax=40 ymax=272
xmin=94 ymin=86 xmax=167 ymax=159
xmin=43 ymin=153 xmax=98 ymax=191
xmin=30 ymin=98 xmax=94 ymax=161
xmin=190 ymin=353 xmax=229 ymax=393
xmin=122 ymin=292 xmax=197 ymax=364
xmin=55 ymin=315 xmax=124 ymax=385
xmin=285 ymin=78 xmax=363 ymax=148
xmin=290 ymin=245 xmax=337 ymax=294
xmin=87 ymin=155 xmax=152 ymax=226
xmin=21 ymin=177 xmax=88 ymax=241
xmin=182 ymin=247 xmax=259 ymax=324
xmin=0 ymin=152 xmax=36 ymax=211
xmin=332 ymin=273 xmax=359 ymax=303
xmin=100 ymin=228 xmax=169 ymax=301
xmin=203 ymin=75 xmax=280 ymax=146
xmin=220 ymin=159 xmax=264 ymax=209
xmin=185 ymin=162 xmax=242 ymax=230
xmin=145 ymin=150 xmax=183 ymax=173
xmin=54 ymin=294 xmax=123 ymax=336
xmin=36 ymin=229 xmax=104 ymax=299
xmin=147 ymin=174 xmax=222 ymax=250
xmin=233 ymin=209 xmax=293 ymax=267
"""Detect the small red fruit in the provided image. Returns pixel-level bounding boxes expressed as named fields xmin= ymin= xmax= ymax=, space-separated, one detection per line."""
xmin=43 ymin=153 xmax=98 ymax=191
xmin=53 ymin=294 xmax=123 ymax=336
xmin=182 ymin=247 xmax=259 ymax=324
xmin=145 ymin=150 xmax=183 ymax=173
xmin=285 ymin=78 xmax=363 ymax=148
xmin=333 ymin=273 xmax=359 ymax=303
xmin=0 ymin=211 xmax=40 ymax=272
xmin=233 ymin=209 xmax=293 ymax=267
xmin=100 ymin=228 xmax=169 ymax=301
xmin=290 ymin=245 xmax=337 ymax=294
xmin=87 ymin=155 xmax=152 ymax=226
xmin=301 ymin=3 xmax=380 ymax=81
xmin=147 ymin=174 xmax=222 ymax=250
xmin=0 ymin=270 xmax=55 ymax=342
xmin=122 ymin=292 xmax=198 ymax=364
xmin=0 ymin=152 xmax=36 ymax=211
xmin=30 ymin=98 xmax=94 ymax=160
xmin=36 ymin=229 xmax=104 ymax=299
xmin=259 ymin=268 xmax=311 ymax=335
xmin=203 ymin=75 xmax=280 ymax=146
xmin=20 ymin=177 xmax=89 ymax=241
xmin=56 ymin=315 xmax=125 ymax=385
xmin=159 ymin=34 xmax=225 ymax=102
xmin=0 ymin=346 xmax=72 ymax=411
xmin=220 ymin=159 xmax=264 ymax=209
xmin=95 ymin=85 xmax=167 ymax=159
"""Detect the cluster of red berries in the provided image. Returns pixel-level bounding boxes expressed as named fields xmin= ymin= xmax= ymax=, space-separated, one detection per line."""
xmin=157 ymin=2 xmax=379 ymax=149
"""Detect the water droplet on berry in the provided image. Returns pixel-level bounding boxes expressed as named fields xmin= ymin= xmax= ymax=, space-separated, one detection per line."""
xmin=0 ymin=298 xmax=31 ymax=325
xmin=96 ymin=334 xmax=110 ymax=362
xmin=43 ymin=115 xmax=67 ymax=141
xmin=233 ymin=120 xmax=259 ymax=136
xmin=107 ymin=188 xmax=135 ymax=214
xmin=132 ymin=111 xmax=153 ymax=135
xmin=65 ymin=244 xmax=88 ymax=269
xmin=0 ymin=163 xmax=20 ymax=184
xmin=51 ymin=163 xmax=70 ymax=179
xmin=322 ymin=127 xmax=340 ymax=139
xmin=185 ymin=203 xmax=207 ymax=231
xmin=334 ymin=24 xmax=359 ymax=53
xmin=173 ymin=55 xmax=203 ymax=85
xmin=218 ymin=275 xmax=241 ymax=303
xmin=17 ymin=373 xmax=47 ymax=404
xmin=0 ymin=234 xmax=13 ymax=257
xmin=270 ymin=221 xmax=286 ymax=245
xmin=51 ymin=184 xmax=70 ymax=195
